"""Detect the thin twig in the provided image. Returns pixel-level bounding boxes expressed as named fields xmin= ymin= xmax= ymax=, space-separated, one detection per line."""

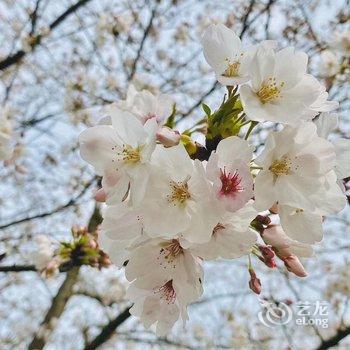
xmin=0 ymin=0 xmax=93 ymax=71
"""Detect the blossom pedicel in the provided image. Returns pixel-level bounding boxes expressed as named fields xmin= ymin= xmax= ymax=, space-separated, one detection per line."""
xmin=78 ymin=24 xmax=350 ymax=335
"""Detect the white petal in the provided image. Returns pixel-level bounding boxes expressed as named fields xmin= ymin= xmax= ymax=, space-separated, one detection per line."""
xmin=79 ymin=125 xmax=120 ymax=174
xmin=279 ymin=205 xmax=323 ymax=244
xmin=253 ymin=170 xmax=276 ymax=211
xmin=216 ymin=136 xmax=253 ymax=164
xmin=201 ymin=23 xmax=242 ymax=75
xmin=314 ymin=112 xmax=338 ymax=138
xmin=334 ymin=138 xmax=350 ymax=179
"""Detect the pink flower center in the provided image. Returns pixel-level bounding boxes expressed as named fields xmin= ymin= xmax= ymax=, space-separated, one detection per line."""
xmin=155 ymin=280 xmax=176 ymax=304
xmin=219 ymin=167 xmax=243 ymax=196
xmin=157 ymin=239 xmax=183 ymax=270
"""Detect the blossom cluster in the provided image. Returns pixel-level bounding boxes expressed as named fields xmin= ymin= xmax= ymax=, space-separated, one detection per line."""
xmin=29 ymin=227 xmax=111 ymax=277
xmin=78 ymin=24 xmax=350 ymax=335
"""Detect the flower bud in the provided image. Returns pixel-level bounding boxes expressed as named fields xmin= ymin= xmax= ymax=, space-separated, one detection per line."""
xmin=156 ymin=126 xmax=181 ymax=147
xmin=258 ymin=245 xmax=276 ymax=268
xmin=94 ymin=188 xmax=107 ymax=202
xmin=248 ymin=268 xmax=262 ymax=294
xmin=181 ymin=134 xmax=197 ymax=155
xmin=88 ymin=238 xmax=98 ymax=249
xmin=283 ymin=255 xmax=308 ymax=277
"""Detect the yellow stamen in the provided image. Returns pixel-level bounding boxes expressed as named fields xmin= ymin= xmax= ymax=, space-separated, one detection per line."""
xmin=224 ymin=61 xmax=241 ymax=77
xmin=269 ymin=157 xmax=291 ymax=176
xmin=257 ymin=77 xmax=284 ymax=104
xmin=167 ymin=175 xmax=192 ymax=206
xmin=122 ymin=145 xmax=142 ymax=164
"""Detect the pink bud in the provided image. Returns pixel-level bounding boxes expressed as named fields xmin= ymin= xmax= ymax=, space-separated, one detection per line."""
xmin=156 ymin=126 xmax=180 ymax=147
xmin=248 ymin=268 xmax=262 ymax=294
xmin=283 ymin=255 xmax=308 ymax=277
xmin=88 ymin=238 xmax=98 ymax=249
xmin=262 ymin=225 xmax=291 ymax=257
xmin=94 ymin=188 xmax=107 ymax=202
xmin=258 ymin=245 xmax=276 ymax=268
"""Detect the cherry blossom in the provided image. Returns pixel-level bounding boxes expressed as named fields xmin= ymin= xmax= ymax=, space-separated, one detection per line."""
xmin=139 ymin=144 xmax=217 ymax=243
xmin=115 ymin=84 xmax=174 ymax=125
xmin=191 ymin=201 xmax=258 ymax=260
xmin=98 ymin=203 xmax=143 ymax=267
xmin=254 ymin=122 xmax=336 ymax=212
xmin=79 ymin=110 xmax=158 ymax=204
xmin=74 ymin=24 xmax=350 ymax=336
xmin=201 ymin=23 xmax=252 ymax=85
xmin=29 ymin=235 xmax=56 ymax=270
xmin=314 ymin=112 xmax=350 ymax=180
xmin=127 ymin=279 xmax=187 ymax=336
xmin=240 ymin=45 xmax=331 ymax=124
xmin=125 ymin=238 xmax=204 ymax=334
xmin=206 ymin=136 xmax=254 ymax=212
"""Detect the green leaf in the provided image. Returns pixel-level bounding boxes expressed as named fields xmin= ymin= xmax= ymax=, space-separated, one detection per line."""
xmin=164 ymin=103 xmax=176 ymax=128
xmin=201 ymin=103 xmax=212 ymax=117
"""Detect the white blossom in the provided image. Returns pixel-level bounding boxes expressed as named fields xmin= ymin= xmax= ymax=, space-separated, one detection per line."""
xmin=206 ymin=136 xmax=254 ymax=212
xmin=113 ymin=84 xmax=174 ymax=125
xmin=254 ymin=122 xmax=336 ymax=212
xmin=139 ymin=144 xmax=217 ymax=243
xmin=191 ymin=201 xmax=258 ymax=260
xmin=79 ymin=110 xmax=158 ymax=205
xmin=30 ymin=235 xmax=55 ymax=270
xmin=125 ymin=238 xmax=203 ymax=335
xmin=314 ymin=112 xmax=350 ymax=180
xmin=240 ymin=45 xmax=333 ymax=124
xmin=98 ymin=203 xmax=143 ymax=267
xmin=201 ymin=23 xmax=252 ymax=85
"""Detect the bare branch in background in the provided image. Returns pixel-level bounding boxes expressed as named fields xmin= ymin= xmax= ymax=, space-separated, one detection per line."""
xmin=0 ymin=0 xmax=93 ymax=71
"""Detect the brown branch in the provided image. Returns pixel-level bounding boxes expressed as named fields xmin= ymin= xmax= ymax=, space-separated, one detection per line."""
xmin=240 ymin=0 xmax=257 ymax=38
xmin=315 ymin=326 xmax=350 ymax=350
xmin=128 ymin=7 xmax=157 ymax=81
xmin=0 ymin=264 xmax=36 ymax=272
xmin=27 ymin=203 xmax=102 ymax=350
xmin=29 ymin=0 xmax=43 ymax=35
xmin=0 ymin=0 xmax=93 ymax=71
xmin=28 ymin=266 xmax=80 ymax=350
xmin=243 ymin=0 xmax=276 ymax=37
xmin=0 ymin=178 xmax=95 ymax=230
xmin=83 ymin=306 xmax=132 ymax=350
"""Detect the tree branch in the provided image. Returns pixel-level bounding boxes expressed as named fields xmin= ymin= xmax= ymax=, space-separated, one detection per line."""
xmin=28 ymin=266 xmax=80 ymax=350
xmin=315 ymin=326 xmax=350 ymax=350
xmin=83 ymin=306 xmax=132 ymax=350
xmin=0 ymin=264 xmax=36 ymax=272
xmin=27 ymin=203 xmax=102 ymax=350
xmin=128 ymin=7 xmax=157 ymax=81
xmin=0 ymin=0 xmax=93 ymax=71
xmin=0 ymin=178 xmax=95 ymax=230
